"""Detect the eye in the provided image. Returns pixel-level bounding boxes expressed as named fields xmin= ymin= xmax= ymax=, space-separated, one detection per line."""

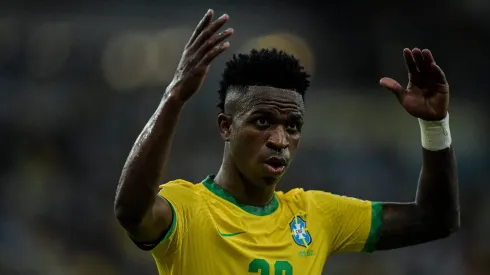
xmin=286 ymin=123 xmax=298 ymax=130
xmin=255 ymin=118 xmax=269 ymax=127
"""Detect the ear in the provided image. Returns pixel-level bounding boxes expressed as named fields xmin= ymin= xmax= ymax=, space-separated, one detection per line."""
xmin=217 ymin=113 xmax=232 ymax=141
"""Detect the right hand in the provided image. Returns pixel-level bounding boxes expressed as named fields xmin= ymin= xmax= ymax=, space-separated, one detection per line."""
xmin=167 ymin=9 xmax=233 ymax=102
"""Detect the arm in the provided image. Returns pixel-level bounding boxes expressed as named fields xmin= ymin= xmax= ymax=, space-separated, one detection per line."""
xmin=376 ymin=146 xmax=459 ymax=250
xmin=311 ymin=146 xmax=458 ymax=254
xmin=114 ymin=94 xmax=183 ymax=243
xmin=114 ymin=9 xmax=232 ymax=245
xmin=321 ymin=145 xmax=459 ymax=253
xmin=308 ymin=142 xmax=458 ymax=253
xmin=376 ymin=48 xmax=460 ymax=250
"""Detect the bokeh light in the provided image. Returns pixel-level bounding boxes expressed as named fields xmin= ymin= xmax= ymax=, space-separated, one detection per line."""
xmin=151 ymin=27 xmax=193 ymax=85
xmin=102 ymin=27 xmax=192 ymax=91
xmin=241 ymin=33 xmax=315 ymax=76
xmin=102 ymin=31 xmax=159 ymax=91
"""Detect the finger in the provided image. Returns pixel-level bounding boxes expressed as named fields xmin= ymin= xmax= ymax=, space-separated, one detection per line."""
xmin=422 ymin=49 xmax=435 ymax=64
xmin=412 ymin=48 xmax=429 ymax=73
xmin=198 ymin=42 xmax=230 ymax=67
xmin=379 ymin=77 xmax=405 ymax=102
xmin=194 ymin=28 xmax=233 ymax=61
xmin=190 ymin=14 xmax=229 ymax=52
xmin=403 ymin=48 xmax=418 ymax=74
xmin=431 ymin=63 xmax=448 ymax=85
xmin=186 ymin=9 xmax=214 ymax=47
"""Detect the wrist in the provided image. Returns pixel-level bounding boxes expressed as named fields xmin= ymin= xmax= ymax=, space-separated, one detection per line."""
xmin=156 ymin=93 xmax=186 ymax=119
xmin=162 ymin=85 xmax=187 ymax=107
xmin=418 ymin=113 xmax=451 ymax=151
xmin=164 ymin=80 xmax=191 ymax=106
xmin=165 ymin=93 xmax=186 ymax=107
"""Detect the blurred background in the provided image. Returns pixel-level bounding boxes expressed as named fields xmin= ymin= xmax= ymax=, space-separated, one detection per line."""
xmin=1 ymin=0 xmax=489 ymax=274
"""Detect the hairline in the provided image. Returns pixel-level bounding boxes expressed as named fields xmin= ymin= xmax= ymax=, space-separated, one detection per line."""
xmin=223 ymin=85 xmax=305 ymax=115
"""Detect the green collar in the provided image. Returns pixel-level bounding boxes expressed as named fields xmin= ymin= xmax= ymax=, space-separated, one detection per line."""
xmin=202 ymin=175 xmax=279 ymax=216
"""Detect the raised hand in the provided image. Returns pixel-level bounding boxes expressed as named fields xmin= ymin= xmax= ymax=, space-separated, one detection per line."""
xmin=380 ymin=48 xmax=449 ymax=121
xmin=167 ymin=10 xmax=233 ymax=102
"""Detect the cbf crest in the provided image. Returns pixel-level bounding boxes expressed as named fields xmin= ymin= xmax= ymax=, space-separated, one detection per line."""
xmin=289 ymin=213 xmax=312 ymax=248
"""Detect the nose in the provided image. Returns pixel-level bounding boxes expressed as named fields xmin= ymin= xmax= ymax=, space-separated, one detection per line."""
xmin=266 ymin=126 xmax=289 ymax=151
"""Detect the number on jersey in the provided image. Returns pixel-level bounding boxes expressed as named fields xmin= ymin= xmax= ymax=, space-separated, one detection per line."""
xmin=248 ymin=258 xmax=292 ymax=275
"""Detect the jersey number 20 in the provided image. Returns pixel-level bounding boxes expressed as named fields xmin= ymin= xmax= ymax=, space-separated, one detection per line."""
xmin=248 ymin=258 xmax=293 ymax=275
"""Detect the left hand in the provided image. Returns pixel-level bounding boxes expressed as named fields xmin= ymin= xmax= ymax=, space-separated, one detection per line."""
xmin=380 ymin=48 xmax=449 ymax=121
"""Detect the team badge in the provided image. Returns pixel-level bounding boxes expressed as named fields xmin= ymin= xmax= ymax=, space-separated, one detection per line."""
xmin=289 ymin=214 xmax=312 ymax=248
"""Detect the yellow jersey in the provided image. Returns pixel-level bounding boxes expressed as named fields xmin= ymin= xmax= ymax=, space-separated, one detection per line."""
xmin=150 ymin=175 xmax=383 ymax=275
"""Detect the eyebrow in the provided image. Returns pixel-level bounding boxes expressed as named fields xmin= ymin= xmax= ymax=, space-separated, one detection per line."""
xmin=289 ymin=113 xmax=304 ymax=121
xmin=250 ymin=109 xmax=303 ymax=120
xmin=250 ymin=109 xmax=274 ymax=116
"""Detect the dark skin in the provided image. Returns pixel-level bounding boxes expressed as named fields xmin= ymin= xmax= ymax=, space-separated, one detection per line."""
xmin=114 ymin=9 xmax=459 ymax=251
xmin=214 ymin=86 xmax=305 ymax=206
xmin=114 ymin=10 xmax=233 ymax=243
xmin=376 ymin=48 xmax=460 ymax=249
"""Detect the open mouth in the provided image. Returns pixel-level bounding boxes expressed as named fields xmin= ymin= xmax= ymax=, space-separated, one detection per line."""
xmin=265 ymin=156 xmax=286 ymax=168
xmin=263 ymin=157 xmax=287 ymax=174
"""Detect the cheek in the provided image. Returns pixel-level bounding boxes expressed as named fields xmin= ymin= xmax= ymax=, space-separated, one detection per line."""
xmin=289 ymin=137 xmax=301 ymax=154
xmin=292 ymin=136 xmax=300 ymax=148
xmin=231 ymin=130 xmax=265 ymax=158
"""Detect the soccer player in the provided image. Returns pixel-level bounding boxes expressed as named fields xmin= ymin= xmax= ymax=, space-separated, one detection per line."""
xmin=114 ymin=9 xmax=460 ymax=275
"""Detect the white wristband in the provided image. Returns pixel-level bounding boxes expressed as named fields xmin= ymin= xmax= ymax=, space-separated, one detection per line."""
xmin=418 ymin=113 xmax=451 ymax=151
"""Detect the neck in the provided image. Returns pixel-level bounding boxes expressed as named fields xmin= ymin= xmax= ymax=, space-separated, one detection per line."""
xmin=214 ymin=152 xmax=276 ymax=207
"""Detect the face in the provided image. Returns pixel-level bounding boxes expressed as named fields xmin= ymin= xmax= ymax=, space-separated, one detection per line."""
xmin=218 ymin=86 xmax=305 ymax=186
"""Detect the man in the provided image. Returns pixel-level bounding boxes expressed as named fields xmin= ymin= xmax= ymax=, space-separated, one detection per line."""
xmin=114 ymin=9 xmax=459 ymax=275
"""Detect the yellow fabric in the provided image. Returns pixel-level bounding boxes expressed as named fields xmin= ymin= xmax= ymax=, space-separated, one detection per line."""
xmin=150 ymin=179 xmax=378 ymax=275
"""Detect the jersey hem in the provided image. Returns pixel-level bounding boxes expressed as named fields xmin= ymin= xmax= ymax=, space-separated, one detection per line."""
xmin=161 ymin=199 xmax=177 ymax=243
xmin=131 ymin=198 xmax=177 ymax=251
xmin=362 ymin=201 xmax=383 ymax=253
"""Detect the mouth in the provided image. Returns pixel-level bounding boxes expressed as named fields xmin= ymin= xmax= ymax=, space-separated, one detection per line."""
xmin=263 ymin=156 xmax=287 ymax=175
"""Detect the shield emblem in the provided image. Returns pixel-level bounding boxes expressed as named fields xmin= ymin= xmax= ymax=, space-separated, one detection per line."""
xmin=289 ymin=215 xmax=312 ymax=248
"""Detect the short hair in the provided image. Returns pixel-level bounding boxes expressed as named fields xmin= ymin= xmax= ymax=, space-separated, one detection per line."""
xmin=217 ymin=48 xmax=310 ymax=112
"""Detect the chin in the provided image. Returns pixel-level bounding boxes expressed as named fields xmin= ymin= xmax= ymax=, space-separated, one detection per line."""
xmin=242 ymin=166 xmax=284 ymax=187
xmin=261 ymin=175 xmax=283 ymax=186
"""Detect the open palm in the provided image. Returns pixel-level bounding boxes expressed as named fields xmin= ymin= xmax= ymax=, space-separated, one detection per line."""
xmin=380 ymin=48 xmax=449 ymax=121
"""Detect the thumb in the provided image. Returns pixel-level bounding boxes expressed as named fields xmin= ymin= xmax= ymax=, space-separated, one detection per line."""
xmin=379 ymin=77 xmax=405 ymax=102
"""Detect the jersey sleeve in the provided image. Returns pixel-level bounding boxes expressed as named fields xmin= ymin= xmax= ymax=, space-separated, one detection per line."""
xmin=150 ymin=179 xmax=198 ymax=257
xmin=308 ymin=190 xmax=383 ymax=254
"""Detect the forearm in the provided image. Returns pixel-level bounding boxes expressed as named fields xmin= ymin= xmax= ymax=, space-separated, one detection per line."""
xmin=376 ymin=115 xmax=460 ymax=250
xmin=415 ymin=146 xmax=459 ymax=230
xmin=415 ymin=114 xmax=460 ymax=231
xmin=114 ymin=91 xmax=184 ymax=229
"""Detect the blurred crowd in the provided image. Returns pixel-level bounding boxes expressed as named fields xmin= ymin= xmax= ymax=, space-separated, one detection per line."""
xmin=1 ymin=0 xmax=489 ymax=274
